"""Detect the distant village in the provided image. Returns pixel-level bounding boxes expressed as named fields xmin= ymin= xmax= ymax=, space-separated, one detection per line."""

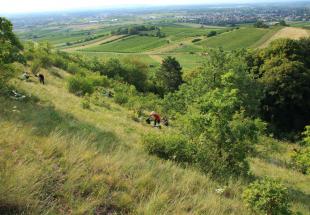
xmin=177 ymin=6 xmax=310 ymax=26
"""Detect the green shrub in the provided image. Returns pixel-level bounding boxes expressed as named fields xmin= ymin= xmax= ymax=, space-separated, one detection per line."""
xmin=67 ymin=76 xmax=94 ymax=96
xmin=89 ymin=74 xmax=110 ymax=88
xmin=243 ymin=177 xmax=291 ymax=215
xmin=143 ymin=133 xmax=196 ymax=164
xmin=67 ymin=62 xmax=81 ymax=74
xmin=207 ymin=31 xmax=217 ymax=37
xmin=114 ymin=92 xmax=129 ymax=105
xmin=291 ymin=126 xmax=310 ymax=174
xmin=291 ymin=147 xmax=310 ymax=174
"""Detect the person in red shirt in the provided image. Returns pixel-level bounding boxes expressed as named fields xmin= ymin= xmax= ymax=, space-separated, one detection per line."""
xmin=150 ymin=111 xmax=161 ymax=126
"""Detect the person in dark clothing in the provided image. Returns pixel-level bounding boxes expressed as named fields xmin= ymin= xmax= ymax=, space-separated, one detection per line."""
xmin=38 ymin=74 xmax=45 ymax=85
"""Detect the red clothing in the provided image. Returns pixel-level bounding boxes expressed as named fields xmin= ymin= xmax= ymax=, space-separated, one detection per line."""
xmin=152 ymin=113 xmax=161 ymax=121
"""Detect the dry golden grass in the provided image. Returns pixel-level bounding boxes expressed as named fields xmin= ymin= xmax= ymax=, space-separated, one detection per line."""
xmin=260 ymin=27 xmax=310 ymax=48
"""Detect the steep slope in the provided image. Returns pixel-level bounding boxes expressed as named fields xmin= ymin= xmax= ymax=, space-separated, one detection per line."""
xmin=1 ymin=67 xmax=309 ymax=214
xmin=0 ymin=67 xmax=248 ymax=214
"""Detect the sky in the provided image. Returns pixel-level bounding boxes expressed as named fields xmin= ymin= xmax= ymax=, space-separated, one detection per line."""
xmin=0 ymin=0 xmax=295 ymax=14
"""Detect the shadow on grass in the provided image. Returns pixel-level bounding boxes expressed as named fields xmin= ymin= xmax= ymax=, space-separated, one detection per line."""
xmin=0 ymin=95 xmax=119 ymax=153
xmin=0 ymin=202 xmax=28 ymax=215
xmin=289 ymin=188 xmax=310 ymax=212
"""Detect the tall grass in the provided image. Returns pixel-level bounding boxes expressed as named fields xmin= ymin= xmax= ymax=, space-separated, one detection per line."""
xmin=1 ymin=67 xmax=309 ymax=214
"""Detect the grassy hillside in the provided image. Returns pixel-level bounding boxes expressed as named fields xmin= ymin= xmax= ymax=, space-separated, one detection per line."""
xmin=1 ymin=62 xmax=309 ymax=214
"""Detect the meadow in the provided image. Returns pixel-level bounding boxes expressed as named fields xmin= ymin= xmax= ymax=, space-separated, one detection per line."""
xmin=1 ymin=62 xmax=309 ymax=214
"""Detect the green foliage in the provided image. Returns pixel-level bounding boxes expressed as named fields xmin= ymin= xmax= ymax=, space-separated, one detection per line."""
xmin=207 ymin=31 xmax=217 ymax=37
xmin=302 ymin=125 xmax=310 ymax=145
xmin=0 ymin=17 xmax=24 ymax=89
xmin=254 ymin=38 xmax=310 ymax=133
xmin=291 ymin=147 xmax=310 ymax=175
xmin=181 ymin=91 xmax=265 ymax=177
xmin=67 ymin=75 xmax=94 ymax=96
xmin=0 ymin=63 xmax=15 ymax=91
xmin=254 ymin=20 xmax=269 ymax=28
xmin=0 ymin=17 xmax=24 ymax=64
xmin=159 ymin=49 xmax=264 ymax=177
xmin=291 ymin=126 xmax=310 ymax=174
xmin=156 ymin=56 xmax=183 ymax=95
xmin=143 ymin=133 xmax=196 ymax=164
xmin=243 ymin=177 xmax=291 ymax=215
xmin=102 ymin=58 xmax=148 ymax=91
xmin=122 ymin=58 xmax=148 ymax=91
xmin=67 ymin=62 xmax=81 ymax=74
xmin=163 ymin=49 xmax=262 ymax=116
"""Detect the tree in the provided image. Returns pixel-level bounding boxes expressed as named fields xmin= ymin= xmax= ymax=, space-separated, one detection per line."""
xmin=0 ymin=17 xmax=24 ymax=90
xmin=254 ymin=20 xmax=269 ymax=28
xmin=0 ymin=17 xmax=24 ymax=64
xmin=180 ymin=70 xmax=264 ymax=177
xmin=156 ymin=56 xmax=183 ymax=94
xmin=254 ymin=38 xmax=310 ymax=133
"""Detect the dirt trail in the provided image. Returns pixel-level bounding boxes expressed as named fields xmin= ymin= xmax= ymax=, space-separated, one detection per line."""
xmin=62 ymin=35 xmax=125 ymax=52
xmin=260 ymin=27 xmax=310 ymax=48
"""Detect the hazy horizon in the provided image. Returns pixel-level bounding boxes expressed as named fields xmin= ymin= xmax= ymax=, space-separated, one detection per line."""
xmin=0 ymin=0 xmax=304 ymax=15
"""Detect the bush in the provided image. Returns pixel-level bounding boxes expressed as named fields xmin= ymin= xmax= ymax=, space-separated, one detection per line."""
xmin=207 ymin=31 xmax=217 ymax=37
xmin=67 ymin=76 xmax=94 ymax=96
xmin=67 ymin=62 xmax=81 ymax=74
xmin=291 ymin=147 xmax=310 ymax=174
xmin=114 ymin=92 xmax=129 ymax=105
xmin=143 ymin=133 xmax=196 ymax=164
xmin=89 ymin=74 xmax=110 ymax=88
xmin=291 ymin=126 xmax=310 ymax=174
xmin=243 ymin=177 xmax=291 ymax=215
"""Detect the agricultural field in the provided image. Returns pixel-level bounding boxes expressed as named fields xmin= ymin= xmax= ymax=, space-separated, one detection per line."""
xmin=82 ymin=35 xmax=169 ymax=53
xmin=197 ymin=26 xmax=277 ymax=50
xmin=160 ymin=25 xmax=225 ymax=41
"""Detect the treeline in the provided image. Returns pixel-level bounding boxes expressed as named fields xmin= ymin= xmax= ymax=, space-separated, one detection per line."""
xmin=111 ymin=25 xmax=165 ymax=38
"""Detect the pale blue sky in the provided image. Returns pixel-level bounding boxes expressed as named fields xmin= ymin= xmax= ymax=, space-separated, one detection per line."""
xmin=0 ymin=0 xmax=296 ymax=14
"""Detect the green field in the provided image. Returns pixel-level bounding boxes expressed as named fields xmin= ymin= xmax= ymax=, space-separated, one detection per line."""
xmin=198 ymin=27 xmax=272 ymax=50
xmin=160 ymin=25 xmax=223 ymax=41
xmin=82 ymin=35 xmax=168 ymax=53
xmin=17 ymin=25 xmax=121 ymax=47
